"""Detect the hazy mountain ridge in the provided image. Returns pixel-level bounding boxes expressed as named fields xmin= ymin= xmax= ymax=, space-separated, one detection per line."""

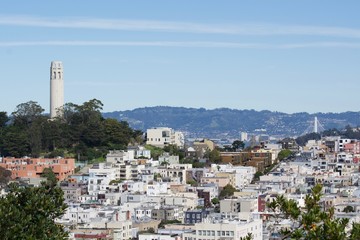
xmin=102 ymin=106 xmax=360 ymax=138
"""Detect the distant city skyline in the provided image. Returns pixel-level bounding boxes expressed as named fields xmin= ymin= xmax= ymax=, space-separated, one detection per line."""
xmin=1 ymin=1 xmax=360 ymax=114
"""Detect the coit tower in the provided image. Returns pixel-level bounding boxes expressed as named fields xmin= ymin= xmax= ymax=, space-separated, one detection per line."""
xmin=50 ymin=61 xmax=64 ymax=118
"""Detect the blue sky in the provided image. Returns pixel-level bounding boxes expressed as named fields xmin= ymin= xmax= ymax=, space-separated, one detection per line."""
xmin=1 ymin=1 xmax=360 ymax=114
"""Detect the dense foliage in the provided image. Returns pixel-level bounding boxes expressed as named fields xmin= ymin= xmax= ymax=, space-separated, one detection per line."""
xmin=0 ymin=99 xmax=142 ymax=160
xmin=0 ymin=166 xmax=12 ymax=185
xmin=277 ymin=149 xmax=293 ymax=161
xmin=295 ymin=132 xmax=322 ymax=146
xmin=219 ymin=184 xmax=238 ymax=199
xmin=267 ymin=184 xmax=360 ymax=239
xmin=0 ymin=182 xmax=68 ymax=239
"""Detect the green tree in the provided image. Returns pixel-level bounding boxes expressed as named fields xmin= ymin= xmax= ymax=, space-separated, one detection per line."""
xmin=28 ymin=116 xmax=47 ymax=157
xmin=0 ymin=111 xmax=9 ymax=128
xmin=278 ymin=149 xmax=292 ymax=161
xmin=211 ymin=197 xmax=219 ymax=205
xmin=41 ymin=168 xmax=58 ymax=187
xmin=163 ymin=144 xmax=184 ymax=159
xmin=295 ymin=132 xmax=321 ymax=146
xmin=240 ymin=233 xmax=253 ymax=240
xmin=1 ymin=99 xmax=141 ymax=159
xmin=2 ymin=125 xmax=30 ymax=157
xmin=206 ymin=148 xmax=221 ymax=163
xmin=103 ymin=119 xmax=132 ymax=149
xmin=343 ymin=205 xmax=355 ymax=213
xmin=267 ymin=184 xmax=360 ymax=239
xmin=0 ymin=112 xmax=9 ymax=155
xmin=192 ymin=161 xmax=206 ymax=168
xmin=0 ymin=183 xmax=68 ymax=239
xmin=252 ymin=171 xmax=263 ymax=182
xmin=219 ymin=184 xmax=238 ymax=199
xmin=186 ymin=180 xmax=198 ymax=186
xmin=11 ymin=101 xmax=45 ymax=128
xmin=0 ymin=166 xmax=11 ymax=185
xmin=145 ymin=145 xmax=164 ymax=160
xmin=232 ymin=140 xmax=245 ymax=151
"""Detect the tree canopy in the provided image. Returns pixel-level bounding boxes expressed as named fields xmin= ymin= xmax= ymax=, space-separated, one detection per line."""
xmin=219 ymin=184 xmax=238 ymax=199
xmin=0 ymin=182 xmax=68 ymax=239
xmin=277 ymin=149 xmax=292 ymax=161
xmin=232 ymin=140 xmax=245 ymax=151
xmin=0 ymin=166 xmax=11 ymax=185
xmin=267 ymin=184 xmax=360 ymax=239
xmin=0 ymin=99 xmax=142 ymax=160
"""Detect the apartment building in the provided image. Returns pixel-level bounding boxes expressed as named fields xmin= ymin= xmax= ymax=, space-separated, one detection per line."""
xmin=146 ymin=127 xmax=184 ymax=148
xmin=0 ymin=157 xmax=75 ymax=181
xmin=182 ymin=215 xmax=262 ymax=240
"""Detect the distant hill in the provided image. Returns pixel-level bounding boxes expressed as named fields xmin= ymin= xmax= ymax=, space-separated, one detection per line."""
xmin=102 ymin=106 xmax=360 ymax=138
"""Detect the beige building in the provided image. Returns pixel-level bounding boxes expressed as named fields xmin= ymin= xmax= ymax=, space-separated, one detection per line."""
xmin=201 ymin=177 xmax=230 ymax=188
xmin=215 ymin=172 xmax=236 ymax=188
xmin=133 ymin=219 xmax=161 ymax=233
xmin=164 ymin=192 xmax=198 ymax=211
xmin=220 ymin=198 xmax=258 ymax=213
xmin=182 ymin=217 xmax=262 ymax=240
xmin=146 ymin=127 xmax=184 ymax=148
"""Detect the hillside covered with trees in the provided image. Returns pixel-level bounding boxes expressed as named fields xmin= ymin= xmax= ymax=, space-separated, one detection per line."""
xmin=0 ymin=99 xmax=142 ymax=160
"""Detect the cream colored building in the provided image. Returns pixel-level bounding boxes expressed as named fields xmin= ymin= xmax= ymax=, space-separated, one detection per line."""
xmin=146 ymin=127 xmax=184 ymax=148
xmin=201 ymin=177 xmax=230 ymax=188
xmin=220 ymin=198 xmax=258 ymax=213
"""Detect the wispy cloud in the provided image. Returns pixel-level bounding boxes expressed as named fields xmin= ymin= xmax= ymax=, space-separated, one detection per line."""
xmin=68 ymin=80 xmax=154 ymax=87
xmin=1 ymin=40 xmax=360 ymax=49
xmin=1 ymin=15 xmax=360 ymax=38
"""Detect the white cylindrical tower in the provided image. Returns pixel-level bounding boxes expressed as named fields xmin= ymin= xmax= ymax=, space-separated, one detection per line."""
xmin=50 ymin=61 xmax=64 ymax=118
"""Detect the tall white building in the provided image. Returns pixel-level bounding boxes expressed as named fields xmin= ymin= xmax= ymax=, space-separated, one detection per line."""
xmin=50 ymin=61 xmax=64 ymax=118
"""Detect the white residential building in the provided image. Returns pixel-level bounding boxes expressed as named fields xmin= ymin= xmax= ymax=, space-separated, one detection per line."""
xmin=135 ymin=146 xmax=152 ymax=159
xmin=139 ymin=233 xmax=181 ymax=240
xmin=62 ymin=204 xmax=98 ymax=224
xmin=159 ymin=153 xmax=179 ymax=165
xmin=106 ymin=150 xmax=135 ymax=164
xmin=211 ymin=164 xmax=256 ymax=189
xmin=187 ymin=183 xmax=219 ymax=200
xmin=158 ymin=164 xmax=192 ymax=184
xmin=134 ymin=206 xmax=153 ymax=220
xmin=119 ymin=181 xmax=146 ymax=194
xmin=164 ymin=192 xmax=198 ymax=210
xmin=146 ymin=127 xmax=184 ymax=148
xmin=88 ymin=163 xmax=117 ymax=195
xmin=119 ymin=163 xmax=146 ymax=181
xmin=147 ymin=182 xmax=169 ymax=196
xmin=182 ymin=215 xmax=262 ymax=240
